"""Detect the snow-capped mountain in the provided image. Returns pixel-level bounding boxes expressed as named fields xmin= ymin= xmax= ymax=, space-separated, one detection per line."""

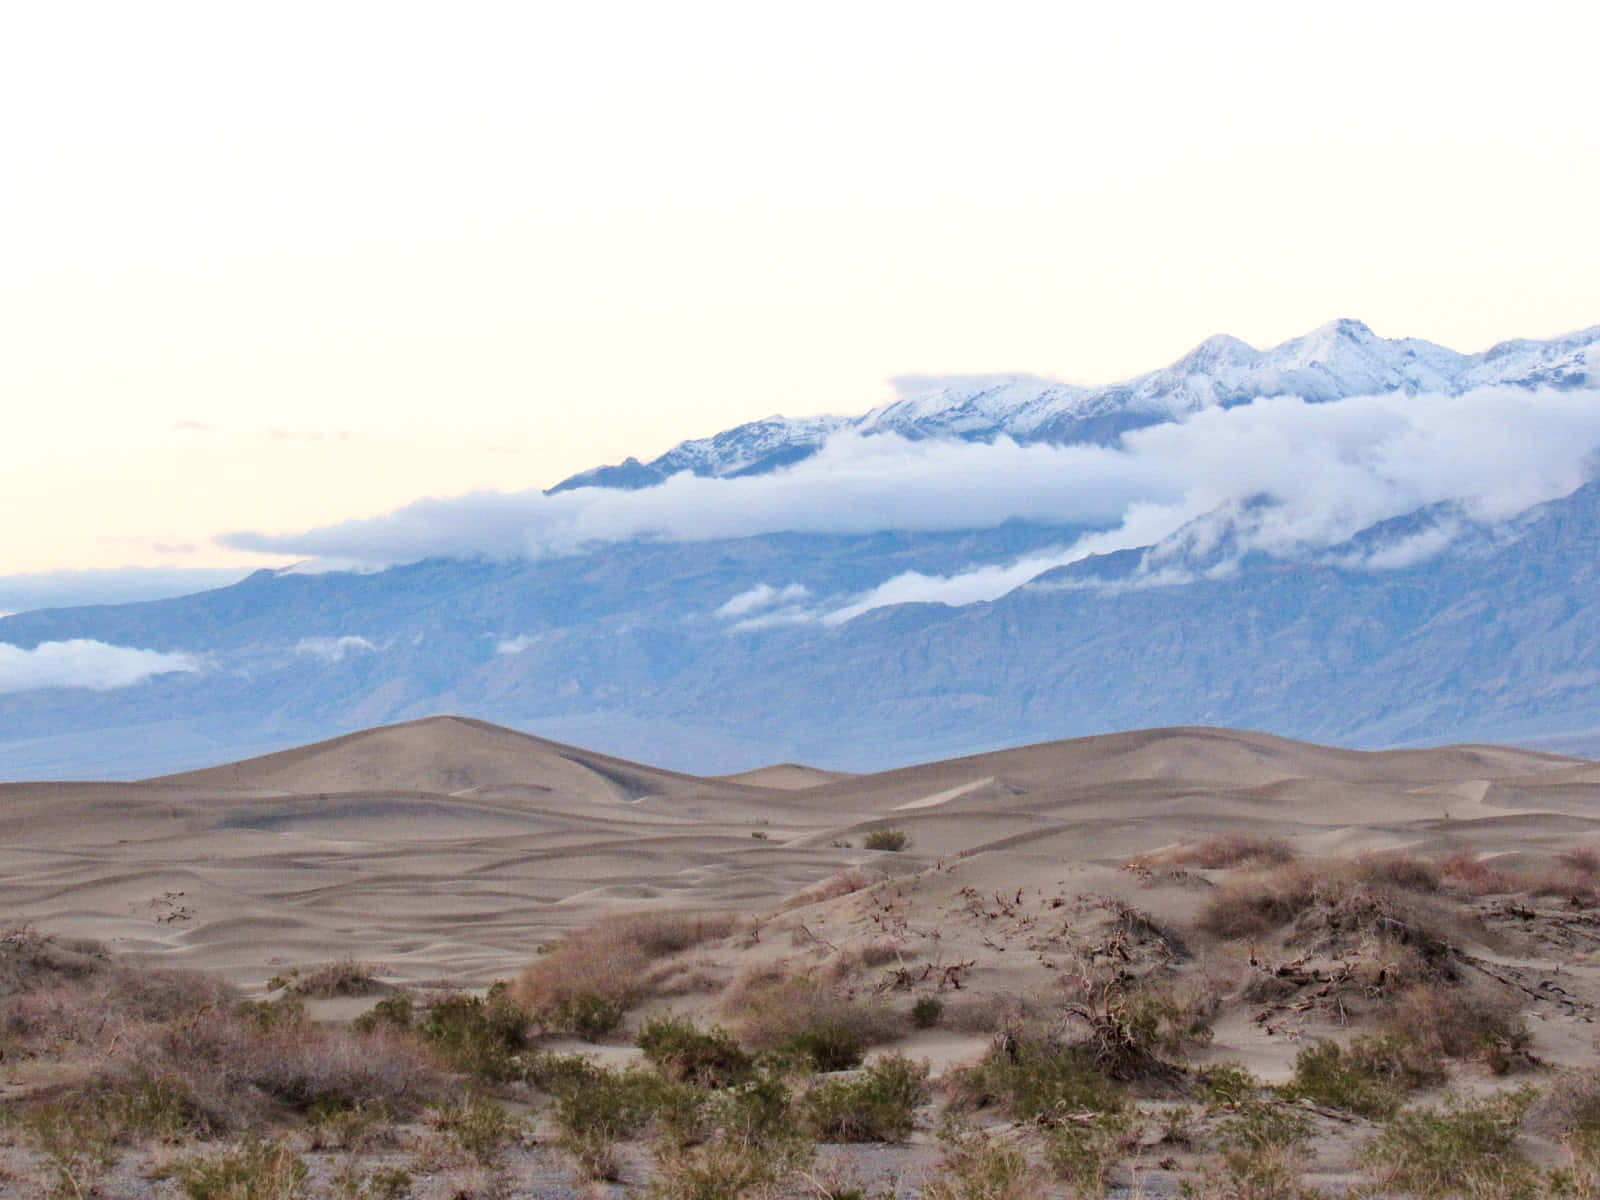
xmin=552 ymin=319 xmax=1600 ymax=492
xmin=6 ymin=317 xmax=1600 ymax=780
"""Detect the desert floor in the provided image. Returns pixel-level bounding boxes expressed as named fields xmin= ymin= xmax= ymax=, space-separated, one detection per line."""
xmin=6 ymin=715 xmax=1600 ymax=1197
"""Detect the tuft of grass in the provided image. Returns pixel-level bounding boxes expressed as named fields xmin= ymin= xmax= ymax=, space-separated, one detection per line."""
xmin=911 ymin=995 xmax=944 ymax=1029
xmin=804 ymin=1054 xmax=928 ymax=1143
xmin=637 ymin=1016 xmax=752 ymax=1088
xmin=1382 ymin=982 xmax=1531 ymax=1074
xmin=177 ymin=1136 xmax=310 ymax=1200
xmin=862 ymin=829 xmax=909 ymax=852
xmin=1362 ymin=1089 xmax=1541 ymax=1199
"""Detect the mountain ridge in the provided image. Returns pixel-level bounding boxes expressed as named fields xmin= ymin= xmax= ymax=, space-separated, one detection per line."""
xmin=551 ymin=319 xmax=1600 ymax=492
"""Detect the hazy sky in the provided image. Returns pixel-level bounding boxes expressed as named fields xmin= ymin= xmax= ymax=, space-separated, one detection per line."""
xmin=4 ymin=0 xmax=1598 ymax=576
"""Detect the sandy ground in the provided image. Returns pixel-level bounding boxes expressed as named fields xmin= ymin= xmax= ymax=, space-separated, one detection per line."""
xmin=2 ymin=715 xmax=1593 ymax=996
xmin=7 ymin=716 xmax=1600 ymax=1196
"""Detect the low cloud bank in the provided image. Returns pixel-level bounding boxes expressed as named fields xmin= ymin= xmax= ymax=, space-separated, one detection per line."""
xmin=0 ymin=640 xmax=202 ymax=694
xmin=228 ymin=385 xmax=1600 ymax=623
xmin=293 ymin=636 xmax=377 ymax=663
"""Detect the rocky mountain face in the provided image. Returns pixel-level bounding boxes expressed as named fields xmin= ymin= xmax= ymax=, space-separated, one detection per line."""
xmin=3 ymin=320 xmax=1599 ymax=779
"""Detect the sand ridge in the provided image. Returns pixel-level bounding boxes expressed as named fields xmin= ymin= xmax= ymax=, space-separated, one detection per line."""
xmin=2 ymin=716 xmax=1594 ymax=991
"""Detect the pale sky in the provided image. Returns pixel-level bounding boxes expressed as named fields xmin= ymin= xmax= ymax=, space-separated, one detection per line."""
xmin=4 ymin=0 xmax=1598 ymax=576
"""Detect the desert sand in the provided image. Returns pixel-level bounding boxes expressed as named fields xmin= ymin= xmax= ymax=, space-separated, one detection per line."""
xmin=6 ymin=715 xmax=1600 ymax=1197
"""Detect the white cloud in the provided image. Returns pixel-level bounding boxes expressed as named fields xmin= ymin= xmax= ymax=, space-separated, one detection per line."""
xmin=293 ymin=636 xmax=377 ymax=663
xmin=715 ymin=582 xmax=811 ymax=619
xmin=495 ymin=634 xmax=541 ymax=655
xmin=0 ymin=640 xmax=202 ymax=694
xmin=224 ymin=385 xmax=1600 ymax=625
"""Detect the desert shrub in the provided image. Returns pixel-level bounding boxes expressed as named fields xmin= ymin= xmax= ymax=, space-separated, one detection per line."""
xmin=430 ymin=1093 xmax=521 ymax=1164
xmin=1383 ymin=982 xmax=1530 ymax=1074
xmin=176 ymin=1009 xmax=438 ymax=1114
xmin=790 ymin=1022 xmax=866 ymax=1072
xmin=416 ymin=992 xmax=529 ymax=1079
xmin=512 ymin=910 xmax=736 ymax=1029
xmin=331 ymin=1165 xmax=413 ymax=1200
xmin=911 ymin=995 xmax=944 ymax=1029
xmin=1189 ymin=1098 xmax=1318 ymax=1200
xmin=1525 ymin=855 xmax=1600 ymax=905
xmin=1192 ymin=1062 xmax=1262 ymax=1108
xmin=1199 ymin=862 xmax=1324 ymax=940
xmin=922 ymin=1123 xmax=1040 ymax=1200
xmin=1441 ymin=852 xmax=1518 ymax=896
xmin=722 ymin=962 xmax=900 ymax=1057
xmin=270 ymin=958 xmax=381 ymax=998
xmin=1352 ymin=852 xmax=1442 ymax=893
xmin=1362 ymin=1089 xmax=1541 ymax=1199
xmin=1164 ymin=834 xmax=1296 ymax=870
xmin=862 ymin=829 xmax=909 ymax=852
xmin=804 ymin=1053 xmax=927 ymax=1143
xmin=1066 ymin=982 xmax=1213 ymax=1077
xmin=178 ymin=1136 xmax=310 ymax=1200
xmin=637 ymin=1016 xmax=752 ymax=1087
xmin=648 ymin=1138 xmax=792 ymax=1200
xmin=778 ymin=868 xmax=877 ymax=911
xmin=555 ymin=1065 xmax=675 ymax=1180
xmin=353 ymin=994 xmax=414 ymax=1034
xmin=1282 ymin=1034 xmax=1436 ymax=1119
xmin=522 ymin=1049 xmax=604 ymax=1095
xmin=950 ymin=1035 xmax=1126 ymax=1125
xmin=1528 ymin=1068 xmax=1600 ymax=1176
xmin=1199 ymin=857 xmax=1461 ymax=966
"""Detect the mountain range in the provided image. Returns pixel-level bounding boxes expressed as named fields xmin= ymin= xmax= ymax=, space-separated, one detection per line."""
xmin=3 ymin=318 xmax=1599 ymax=780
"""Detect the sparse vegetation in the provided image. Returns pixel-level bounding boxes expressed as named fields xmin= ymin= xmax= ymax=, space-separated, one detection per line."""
xmin=1362 ymin=1089 xmax=1541 ymax=1199
xmin=803 ymin=1053 xmax=928 ymax=1142
xmin=862 ymin=828 xmax=909 ymax=852
xmin=178 ymin=1136 xmax=310 ymax=1200
xmin=911 ymin=995 xmax=944 ymax=1028
xmin=512 ymin=910 xmax=736 ymax=1033
xmin=922 ymin=1123 xmax=1041 ymax=1200
xmin=1160 ymin=834 xmax=1297 ymax=870
xmin=637 ymin=1016 xmax=753 ymax=1087
xmin=268 ymin=957 xmax=381 ymax=997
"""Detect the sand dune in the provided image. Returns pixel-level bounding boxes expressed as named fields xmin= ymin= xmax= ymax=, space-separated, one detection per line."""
xmin=1 ymin=716 xmax=1593 ymax=992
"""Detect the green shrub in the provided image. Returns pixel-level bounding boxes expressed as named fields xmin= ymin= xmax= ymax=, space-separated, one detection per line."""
xmin=353 ymin=995 xmax=413 ymax=1034
xmin=790 ymin=1021 xmax=866 ymax=1072
xmin=804 ymin=1054 xmax=927 ymax=1143
xmin=1192 ymin=1062 xmax=1261 ymax=1108
xmin=417 ymin=993 xmax=529 ymax=1081
xmin=952 ymin=1036 xmax=1126 ymax=1125
xmin=1282 ymin=1034 xmax=1436 ymax=1119
xmin=862 ymin=829 xmax=909 ymax=852
xmin=637 ymin=1016 xmax=752 ymax=1087
xmin=556 ymin=992 xmax=625 ymax=1041
xmin=431 ymin=1093 xmax=521 ymax=1164
xmin=911 ymin=996 xmax=943 ymax=1029
xmin=1362 ymin=1089 xmax=1541 ymax=1199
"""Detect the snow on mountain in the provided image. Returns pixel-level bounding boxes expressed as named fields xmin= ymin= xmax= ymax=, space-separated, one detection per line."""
xmin=551 ymin=320 xmax=1600 ymax=492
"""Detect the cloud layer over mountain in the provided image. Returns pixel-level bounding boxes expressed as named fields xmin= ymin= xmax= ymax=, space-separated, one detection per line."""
xmin=227 ymin=385 xmax=1600 ymax=621
xmin=0 ymin=640 xmax=202 ymax=695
